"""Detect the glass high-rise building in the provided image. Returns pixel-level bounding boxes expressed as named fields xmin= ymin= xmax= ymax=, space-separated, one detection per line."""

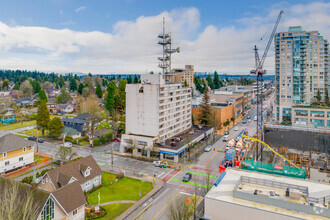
xmin=274 ymin=26 xmax=330 ymax=129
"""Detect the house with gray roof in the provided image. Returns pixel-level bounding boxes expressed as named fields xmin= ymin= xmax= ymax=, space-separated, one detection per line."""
xmin=37 ymin=155 xmax=102 ymax=193
xmin=0 ymin=134 xmax=34 ymax=173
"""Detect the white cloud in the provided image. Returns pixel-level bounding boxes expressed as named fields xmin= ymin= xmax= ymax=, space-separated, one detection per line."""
xmin=0 ymin=2 xmax=329 ymax=74
xmin=75 ymin=6 xmax=86 ymax=13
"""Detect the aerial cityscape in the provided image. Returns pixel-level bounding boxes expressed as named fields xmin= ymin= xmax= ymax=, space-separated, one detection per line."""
xmin=0 ymin=1 xmax=329 ymax=220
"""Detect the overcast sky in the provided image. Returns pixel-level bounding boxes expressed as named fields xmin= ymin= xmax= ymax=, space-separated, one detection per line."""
xmin=0 ymin=0 xmax=329 ymax=75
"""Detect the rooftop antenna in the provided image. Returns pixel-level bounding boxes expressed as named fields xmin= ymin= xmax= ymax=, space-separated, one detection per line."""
xmin=158 ymin=17 xmax=180 ymax=82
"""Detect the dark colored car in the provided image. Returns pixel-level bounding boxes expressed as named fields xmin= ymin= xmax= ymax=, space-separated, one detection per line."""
xmin=182 ymin=173 xmax=192 ymax=182
xmin=27 ymin=136 xmax=36 ymax=141
xmin=225 ymin=131 xmax=229 ymax=135
xmin=242 ymin=121 xmax=247 ymax=124
xmin=27 ymin=136 xmax=44 ymax=143
xmin=247 ymin=116 xmax=251 ymax=119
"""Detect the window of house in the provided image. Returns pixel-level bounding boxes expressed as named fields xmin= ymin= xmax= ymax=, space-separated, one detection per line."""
xmin=95 ymin=177 xmax=98 ymax=182
xmin=3 ymin=152 xmax=7 ymax=158
xmin=85 ymin=182 xmax=90 ymax=187
xmin=73 ymin=209 xmax=78 ymax=216
xmin=5 ymin=161 xmax=9 ymax=166
xmin=40 ymin=198 xmax=54 ymax=220
xmin=85 ymin=169 xmax=90 ymax=177
xmin=23 ymin=147 xmax=26 ymax=152
xmin=19 ymin=157 xmax=23 ymax=161
xmin=42 ymin=179 xmax=45 ymax=184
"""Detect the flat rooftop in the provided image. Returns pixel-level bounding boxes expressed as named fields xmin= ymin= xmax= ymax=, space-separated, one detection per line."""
xmin=206 ymin=168 xmax=330 ymax=220
xmin=160 ymin=126 xmax=213 ymax=152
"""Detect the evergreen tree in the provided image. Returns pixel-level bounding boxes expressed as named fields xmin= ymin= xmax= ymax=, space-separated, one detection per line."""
xmin=134 ymin=75 xmax=139 ymax=83
xmin=36 ymin=101 xmax=50 ymax=136
xmin=69 ymin=78 xmax=77 ymax=91
xmin=96 ymin=84 xmax=103 ymax=98
xmin=77 ymin=83 xmax=84 ymax=95
xmin=316 ymin=89 xmax=322 ymax=103
xmin=213 ymin=71 xmax=221 ymax=89
xmin=57 ymin=88 xmax=73 ymax=104
xmin=325 ymin=88 xmax=329 ymax=105
xmin=38 ymin=89 xmax=48 ymax=102
xmin=105 ymin=81 xmax=117 ymax=114
xmin=199 ymin=88 xmax=212 ymax=126
xmin=13 ymin=81 xmax=20 ymax=90
xmin=206 ymin=75 xmax=214 ymax=89
xmin=127 ymin=75 xmax=133 ymax=84
xmin=2 ymin=79 xmax=9 ymax=90
xmin=49 ymin=117 xmax=64 ymax=138
xmin=58 ymin=77 xmax=65 ymax=88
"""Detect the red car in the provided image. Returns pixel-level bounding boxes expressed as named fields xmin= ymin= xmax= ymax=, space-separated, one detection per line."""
xmin=114 ymin=137 xmax=121 ymax=142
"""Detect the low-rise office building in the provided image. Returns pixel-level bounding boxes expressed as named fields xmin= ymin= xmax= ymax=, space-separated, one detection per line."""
xmin=170 ymin=65 xmax=194 ymax=87
xmin=0 ymin=134 xmax=34 ymax=173
xmin=205 ymin=168 xmax=330 ymax=220
xmin=291 ymin=106 xmax=330 ymax=129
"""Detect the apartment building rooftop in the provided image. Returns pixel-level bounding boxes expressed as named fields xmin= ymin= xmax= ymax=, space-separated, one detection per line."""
xmin=206 ymin=168 xmax=330 ymax=219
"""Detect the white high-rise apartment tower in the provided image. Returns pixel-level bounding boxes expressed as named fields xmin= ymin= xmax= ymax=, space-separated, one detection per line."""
xmin=274 ymin=26 xmax=330 ymax=129
xmin=120 ymin=74 xmax=192 ymax=157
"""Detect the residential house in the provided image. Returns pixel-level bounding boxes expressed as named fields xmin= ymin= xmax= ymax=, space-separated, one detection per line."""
xmin=37 ymin=155 xmax=102 ymax=193
xmin=0 ymin=134 xmax=34 ymax=173
xmin=45 ymin=88 xmax=61 ymax=99
xmin=0 ymin=110 xmax=16 ymax=124
xmin=62 ymin=113 xmax=90 ymax=133
xmin=62 ymin=127 xmax=82 ymax=140
xmin=13 ymin=98 xmax=37 ymax=107
xmin=58 ymin=103 xmax=74 ymax=114
xmin=0 ymin=176 xmax=86 ymax=220
xmin=47 ymin=102 xmax=59 ymax=114
xmin=0 ymin=90 xmax=11 ymax=96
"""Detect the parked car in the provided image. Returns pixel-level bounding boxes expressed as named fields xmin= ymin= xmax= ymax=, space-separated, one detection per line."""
xmin=248 ymin=119 xmax=252 ymax=122
xmin=247 ymin=116 xmax=251 ymax=119
xmin=27 ymin=136 xmax=44 ymax=143
xmin=223 ymin=135 xmax=229 ymax=142
xmin=63 ymin=142 xmax=72 ymax=148
xmin=38 ymin=138 xmax=45 ymax=143
xmin=254 ymin=116 xmax=257 ymax=121
xmin=224 ymin=131 xmax=229 ymax=135
xmin=27 ymin=136 xmax=36 ymax=141
xmin=205 ymin=146 xmax=212 ymax=152
xmin=242 ymin=120 xmax=247 ymax=124
xmin=153 ymin=161 xmax=168 ymax=168
xmin=114 ymin=137 xmax=121 ymax=142
xmin=234 ymin=127 xmax=239 ymax=131
xmin=182 ymin=173 xmax=192 ymax=182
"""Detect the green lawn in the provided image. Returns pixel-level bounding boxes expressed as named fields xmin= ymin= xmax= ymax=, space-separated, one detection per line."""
xmin=87 ymin=172 xmax=153 ymax=205
xmin=98 ymin=203 xmax=133 ymax=220
xmin=0 ymin=120 xmax=36 ymax=131
xmin=18 ymin=128 xmax=49 ymax=137
xmin=34 ymin=155 xmax=44 ymax=163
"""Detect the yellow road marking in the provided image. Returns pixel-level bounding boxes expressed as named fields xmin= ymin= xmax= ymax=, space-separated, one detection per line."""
xmin=152 ymin=192 xmax=180 ymax=220
xmin=205 ymin=152 xmax=217 ymax=167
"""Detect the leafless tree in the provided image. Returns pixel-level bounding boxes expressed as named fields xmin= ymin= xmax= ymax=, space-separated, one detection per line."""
xmin=79 ymin=94 xmax=102 ymax=147
xmin=167 ymin=196 xmax=193 ymax=220
xmin=0 ymin=179 xmax=40 ymax=220
xmin=56 ymin=146 xmax=77 ymax=162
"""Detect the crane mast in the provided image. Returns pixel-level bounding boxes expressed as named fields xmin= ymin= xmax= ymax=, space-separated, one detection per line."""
xmin=250 ymin=10 xmax=284 ymax=161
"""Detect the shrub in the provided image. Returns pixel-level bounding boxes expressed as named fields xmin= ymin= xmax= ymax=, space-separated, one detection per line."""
xmin=77 ymin=136 xmax=89 ymax=143
xmin=21 ymin=168 xmax=52 ymax=184
xmin=105 ymin=132 xmax=113 ymax=141
xmin=117 ymin=170 xmax=124 ymax=179
xmin=65 ymin=135 xmax=74 ymax=143
xmin=79 ymin=141 xmax=90 ymax=146
xmin=99 ymin=135 xmax=105 ymax=144
xmin=93 ymin=138 xmax=101 ymax=146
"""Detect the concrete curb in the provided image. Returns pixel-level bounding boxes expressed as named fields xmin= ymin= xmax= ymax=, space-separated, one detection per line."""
xmin=116 ymin=177 xmax=164 ymax=220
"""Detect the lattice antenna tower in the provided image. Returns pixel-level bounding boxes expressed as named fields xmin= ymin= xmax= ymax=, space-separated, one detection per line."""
xmin=158 ymin=18 xmax=180 ymax=81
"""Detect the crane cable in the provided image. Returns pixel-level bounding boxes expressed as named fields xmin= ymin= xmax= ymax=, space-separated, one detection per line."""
xmin=241 ymin=134 xmax=299 ymax=168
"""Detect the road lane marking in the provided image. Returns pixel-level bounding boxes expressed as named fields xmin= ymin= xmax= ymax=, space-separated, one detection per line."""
xmin=180 ymin=170 xmax=218 ymax=179
xmin=205 ymin=152 xmax=217 ymax=167
xmin=157 ymin=172 xmax=165 ymax=178
xmin=152 ymin=192 xmax=180 ymax=220
xmin=171 ymin=178 xmax=208 ymax=188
